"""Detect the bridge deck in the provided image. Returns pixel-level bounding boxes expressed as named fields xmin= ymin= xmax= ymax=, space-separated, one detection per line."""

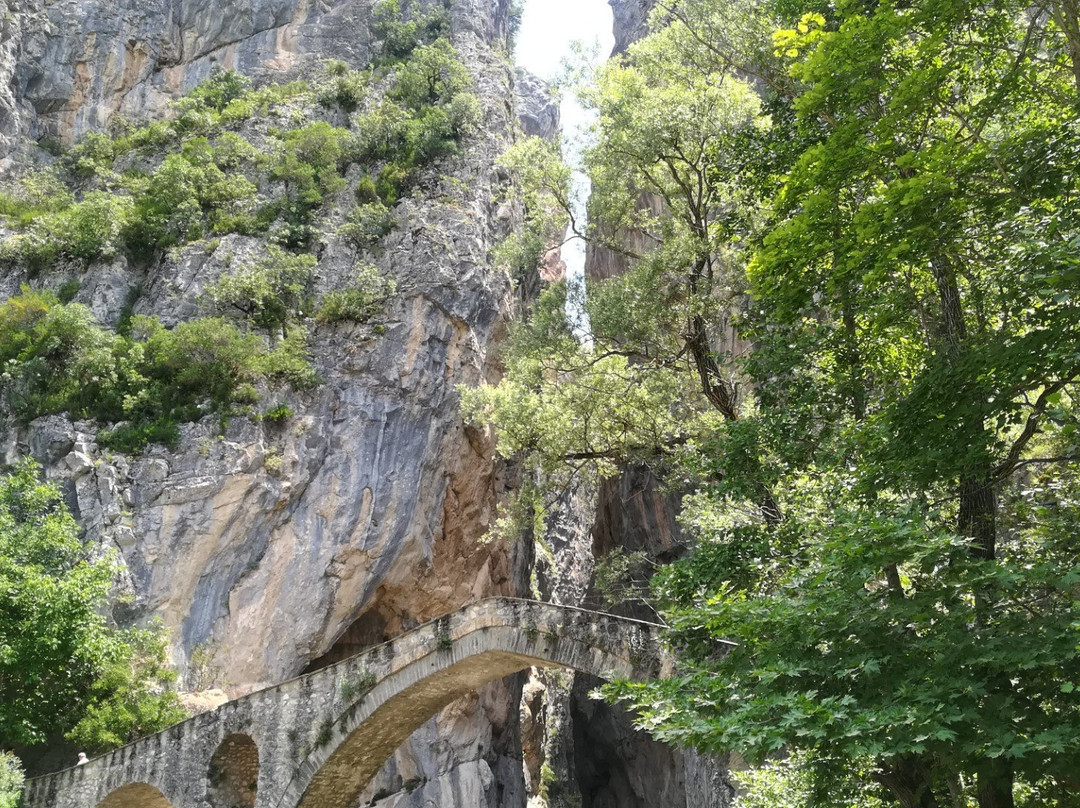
xmin=22 ymin=598 xmax=690 ymax=808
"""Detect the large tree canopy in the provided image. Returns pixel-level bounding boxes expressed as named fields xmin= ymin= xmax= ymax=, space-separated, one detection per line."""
xmin=466 ymin=0 xmax=1080 ymax=805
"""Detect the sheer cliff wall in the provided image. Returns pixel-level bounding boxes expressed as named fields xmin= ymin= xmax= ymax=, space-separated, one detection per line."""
xmin=0 ymin=0 xmax=546 ymax=804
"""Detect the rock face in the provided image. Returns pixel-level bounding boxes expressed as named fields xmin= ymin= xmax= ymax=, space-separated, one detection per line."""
xmin=2 ymin=0 xmax=512 ymax=151
xmin=514 ymin=69 xmax=559 ymax=140
xmin=527 ymin=469 xmax=734 ymax=808
xmin=608 ymin=0 xmax=656 ymax=54
xmin=0 ymin=0 xmax=539 ymax=803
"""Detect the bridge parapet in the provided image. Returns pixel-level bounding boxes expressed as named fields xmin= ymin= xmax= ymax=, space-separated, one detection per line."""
xmin=22 ymin=599 xmax=673 ymax=808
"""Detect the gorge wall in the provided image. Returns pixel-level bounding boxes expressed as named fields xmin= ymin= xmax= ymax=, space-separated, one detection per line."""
xmin=1 ymin=0 xmax=533 ymax=802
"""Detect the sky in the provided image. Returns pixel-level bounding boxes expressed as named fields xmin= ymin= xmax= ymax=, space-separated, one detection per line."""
xmin=514 ymin=0 xmax=615 ymax=144
xmin=513 ymin=0 xmax=614 ymax=343
xmin=514 ymin=0 xmax=615 ymax=84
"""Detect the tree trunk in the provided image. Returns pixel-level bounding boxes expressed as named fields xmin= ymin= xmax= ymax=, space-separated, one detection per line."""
xmin=959 ymin=472 xmax=997 ymax=560
xmin=685 ymin=310 xmax=784 ymax=524
xmin=977 ymin=758 xmax=1015 ymax=808
xmin=929 ymin=256 xmax=1015 ymax=808
xmin=1051 ymin=0 xmax=1080 ymax=97
xmin=876 ymin=755 xmax=942 ymax=808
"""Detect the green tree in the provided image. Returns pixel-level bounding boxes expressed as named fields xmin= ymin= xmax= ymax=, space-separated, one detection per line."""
xmin=186 ymin=70 xmax=251 ymax=112
xmin=65 ymin=627 xmax=188 ymax=755
xmin=269 ymin=122 xmax=351 ymax=231
xmin=468 ymin=0 xmax=1080 ymax=806
xmin=315 ymin=264 xmax=396 ymax=324
xmin=391 ymin=39 xmax=471 ymax=111
xmin=205 ymin=246 xmax=317 ymax=336
xmin=372 ymin=0 xmax=452 ymax=63
xmin=0 ymin=461 xmax=185 ymax=754
xmin=0 ymin=752 xmax=23 ymax=808
xmin=0 ymin=290 xmax=311 ymax=451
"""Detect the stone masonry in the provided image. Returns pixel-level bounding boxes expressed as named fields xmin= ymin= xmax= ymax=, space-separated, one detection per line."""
xmin=22 ymin=599 xmax=688 ymax=808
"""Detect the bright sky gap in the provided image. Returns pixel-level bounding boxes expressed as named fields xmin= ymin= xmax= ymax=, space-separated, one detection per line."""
xmin=514 ymin=0 xmax=615 ymax=346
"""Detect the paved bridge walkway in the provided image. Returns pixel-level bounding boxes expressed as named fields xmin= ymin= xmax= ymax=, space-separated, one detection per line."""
xmin=23 ymin=599 xmax=674 ymax=808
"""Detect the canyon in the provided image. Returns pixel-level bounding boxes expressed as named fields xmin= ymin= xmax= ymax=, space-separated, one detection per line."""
xmin=0 ymin=0 xmax=732 ymax=804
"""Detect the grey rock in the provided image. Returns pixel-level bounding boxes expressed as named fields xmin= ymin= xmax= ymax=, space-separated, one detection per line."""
xmin=64 ymin=451 xmax=95 ymax=479
xmin=29 ymin=415 xmax=75 ymax=464
xmin=514 ymin=69 xmax=559 ymax=140
xmin=609 ymin=0 xmax=656 ymax=54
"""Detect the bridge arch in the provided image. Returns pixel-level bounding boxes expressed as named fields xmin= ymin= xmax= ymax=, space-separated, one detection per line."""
xmin=207 ymin=733 xmax=259 ymax=808
xmin=22 ymin=600 xmax=684 ymax=808
xmin=96 ymin=783 xmax=174 ymax=808
xmin=278 ymin=604 xmax=665 ymax=808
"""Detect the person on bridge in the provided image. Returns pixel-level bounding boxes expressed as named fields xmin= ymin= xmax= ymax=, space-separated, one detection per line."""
xmin=76 ymin=753 xmax=88 ymax=766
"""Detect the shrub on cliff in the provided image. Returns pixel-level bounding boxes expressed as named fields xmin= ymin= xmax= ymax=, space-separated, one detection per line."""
xmin=204 ymin=245 xmax=318 ymax=336
xmin=316 ymin=264 xmax=396 ymax=324
xmin=391 ymin=39 xmax=471 ymax=110
xmin=339 ymin=201 xmax=395 ymax=246
xmin=186 ymin=70 xmax=252 ymax=112
xmin=318 ymin=63 xmax=369 ymax=112
xmin=0 ymin=168 xmax=72 ymax=225
xmin=372 ymin=0 xmax=452 ymax=63
xmin=269 ymin=122 xmax=352 ymax=226
xmin=0 ymin=192 xmax=133 ymax=270
xmin=0 ymin=291 xmax=314 ymax=451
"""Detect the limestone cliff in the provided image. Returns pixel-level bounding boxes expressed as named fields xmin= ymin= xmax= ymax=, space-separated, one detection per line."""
xmin=0 ymin=0 xmax=543 ymax=803
xmin=607 ymin=0 xmax=655 ymax=55
xmin=1 ymin=0 xmax=510 ymax=152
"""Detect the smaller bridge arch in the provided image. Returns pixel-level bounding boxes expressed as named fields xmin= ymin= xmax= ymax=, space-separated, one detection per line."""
xmin=97 ymin=783 xmax=175 ymax=808
xmin=207 ymin=734 xmax=259 ymax=808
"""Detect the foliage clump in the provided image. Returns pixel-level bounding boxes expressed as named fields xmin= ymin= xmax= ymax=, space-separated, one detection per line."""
xmin=372 ymin=0 xmax=452 ymax=64
xmin=0 ymin=752 xmax=23 ymax=808
xmin=339 ymin=201 xmax=395 ymax=246
xmin=0 ymin=289 xmax=314 ymax=451
xmin=318 ymin=61 xmax=369 ymax=112
xmin=0 ymin=21 xmax=477 ymax=272
xmin=205 ymin=246 xmax=317 ymax=336
xmin=316 ymin=265 xmax=396 ymax=324
xmin=0 ymin=461 xmax=186 ymax=757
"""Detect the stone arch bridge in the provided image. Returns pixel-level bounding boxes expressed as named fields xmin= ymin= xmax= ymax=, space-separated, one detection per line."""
xmin=23 ymin=599 xmax=686 ymax=808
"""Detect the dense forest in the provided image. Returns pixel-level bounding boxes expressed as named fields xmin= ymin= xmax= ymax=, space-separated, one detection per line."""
xmin=467 ymin=0 xmax=1080 ymax=806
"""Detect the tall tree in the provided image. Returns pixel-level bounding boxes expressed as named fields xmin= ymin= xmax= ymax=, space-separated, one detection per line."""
xmin=468 ymin=0 xmax=1080 ymax=805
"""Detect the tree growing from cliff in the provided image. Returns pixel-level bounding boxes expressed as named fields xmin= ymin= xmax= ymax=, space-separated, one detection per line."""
xmin=0 ymin=460 xmax=186 ymax=758
xmin=468 ymin=0 xmax=1080 ymax=805
xmin=205 ymin=245 xmax=318 ymax=337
